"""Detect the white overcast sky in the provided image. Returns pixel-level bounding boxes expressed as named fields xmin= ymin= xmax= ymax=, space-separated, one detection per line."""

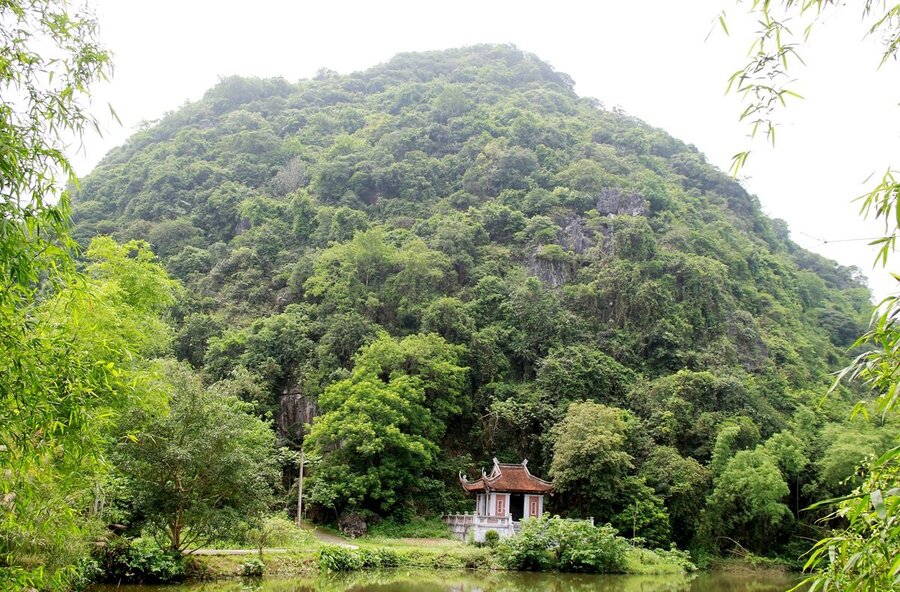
xmin=72 ymin=0 xmax=900 ymax=300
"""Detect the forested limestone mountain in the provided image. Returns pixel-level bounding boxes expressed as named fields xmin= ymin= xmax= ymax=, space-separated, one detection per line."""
xmin=73 ymin=45 xmax=885 ymax=552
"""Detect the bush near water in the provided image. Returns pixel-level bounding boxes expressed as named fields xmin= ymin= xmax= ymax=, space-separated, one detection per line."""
xmin=317 ymin=517 xmax=695 ymax=575
xmin=91 ymin=538 xmax=186 ymax=585
xmin=498 ymin=517 xmax=630 ymax=573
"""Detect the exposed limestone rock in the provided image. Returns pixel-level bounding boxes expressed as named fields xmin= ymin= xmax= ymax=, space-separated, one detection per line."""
xmin=559 ymin=215 xmax=594 ymax=255
xmin=525 ymin=245 xmax=573 ymax=287
xmin=277 ymin=389 xmax=318 ymax=440
xmin=596 ymin=188 xmax=646 ymax=217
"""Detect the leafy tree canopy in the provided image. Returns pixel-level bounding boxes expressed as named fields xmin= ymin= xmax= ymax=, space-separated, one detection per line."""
xmin=113 ymin=362 xmax=278 ymax=552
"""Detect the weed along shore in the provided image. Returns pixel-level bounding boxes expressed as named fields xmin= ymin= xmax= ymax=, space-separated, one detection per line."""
xmin=174 ymin=538 xmax=694 ymax=581
xmin=85 ymin=517 xmax=702 ymax=585
xmin=99 ymin=540 xmax=804 ymax=592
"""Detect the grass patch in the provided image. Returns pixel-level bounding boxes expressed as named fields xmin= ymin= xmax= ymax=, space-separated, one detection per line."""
xmin=202 ymin=515 xmax=316 ymax=550
xmin=189 ymin=550 xmax=319 ymax=579
xmin=366 ymin=516 xmax=452 ymax=539
xmin=356 ymin=536 xmax=462 ymax=549
xmin=625 ymin=547 xmax=697 ymax=575
xmin=170 ymin=518 xmax=698 ymax=583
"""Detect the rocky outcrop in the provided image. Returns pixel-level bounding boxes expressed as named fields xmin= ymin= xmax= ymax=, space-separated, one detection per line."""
xmin=525 ymin=216 xmax=594 ymax=287
xmin=525 ymin=248 xmax=572 ymax=287
xmin=559 ymin=215 xmax=594 ymax=255
xmin=596 ymin=188 xmax=646 ymax=217
xmin=277 ymin=390 xmax=318 ymax=440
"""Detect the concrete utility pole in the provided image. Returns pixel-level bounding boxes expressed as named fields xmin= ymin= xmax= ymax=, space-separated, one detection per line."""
xmin=296 ymin=449 xmax=305 ymax=527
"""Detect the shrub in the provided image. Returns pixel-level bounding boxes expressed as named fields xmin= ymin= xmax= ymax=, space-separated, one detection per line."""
xmin=365 ymin=547 xmax=402 ymax=568
xmin=498 ymin=519 xmax=555 ymax=571
xmin=353 ymin=547 xmax=402 ymax=568
xmin=483 ymin=530 xmax=500 ymax=548
xmin=498 ymin=516 xmax=630 ymax=574
xmin=93 ymin=538 xmax=185 ymax=584
xmin=240 ymin=558 xmax=266 ymax=577
xmin=625 ymin=547 xmax=697 ymax=575
xmin=318 ymin=545 xmax=364 ymax=571
xmin=397 ymin=549 xmax=435 ymax=567
xmin=555 ymin=521 xmax=630 ymax=573
xmin=432 ymin=551 xmax=467 ymax=569
xmin=651 ymin=546 xmax=697 ymax=572
xmin=462 ymin=547 xmax=496 ymax=569
xmin=68 ymin=557 xmax=101 ymax=591
xmin=317 ymin=543 xmax=492 ymax=572
xmin=248 ymin=514 xmax=312 ymax=550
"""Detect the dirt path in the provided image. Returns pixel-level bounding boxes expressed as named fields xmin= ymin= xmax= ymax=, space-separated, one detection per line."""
xmin=300 ymin=523 xmax=358 ymax=548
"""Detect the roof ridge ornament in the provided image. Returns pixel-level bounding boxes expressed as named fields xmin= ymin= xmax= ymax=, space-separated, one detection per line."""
xmin=458 ymin=459 xmax=554 ymax=495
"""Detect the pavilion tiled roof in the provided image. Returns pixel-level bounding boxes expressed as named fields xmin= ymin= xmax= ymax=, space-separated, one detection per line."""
xmin=459 ymin=458 xmax=554 ymax=494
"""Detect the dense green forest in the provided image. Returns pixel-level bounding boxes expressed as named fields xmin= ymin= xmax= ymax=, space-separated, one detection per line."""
xmin=70 ymin=45 xmax=892 ymax=557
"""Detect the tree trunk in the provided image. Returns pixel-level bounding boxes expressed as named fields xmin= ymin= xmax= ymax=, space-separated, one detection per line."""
xmin=296 ymin=449 xmax=305 ymax=527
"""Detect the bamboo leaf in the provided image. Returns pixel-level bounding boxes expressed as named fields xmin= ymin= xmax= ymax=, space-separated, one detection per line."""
xmin=871 ymin=489 xmax=886 ymax=520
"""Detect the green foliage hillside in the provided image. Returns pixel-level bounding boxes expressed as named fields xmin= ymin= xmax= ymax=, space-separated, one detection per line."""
xmin=73 ymin=45 xmax=884 ymax=553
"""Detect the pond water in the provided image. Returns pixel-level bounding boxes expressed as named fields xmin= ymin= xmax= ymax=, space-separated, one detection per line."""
xmin=91 ymin=568 xmax=803 ymax=592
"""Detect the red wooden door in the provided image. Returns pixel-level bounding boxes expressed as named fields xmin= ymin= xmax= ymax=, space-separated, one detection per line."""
xmin=496 ymin=495 xmax=506 ymax=516
xmin=529 ymin=497 xmax=539 ymax=517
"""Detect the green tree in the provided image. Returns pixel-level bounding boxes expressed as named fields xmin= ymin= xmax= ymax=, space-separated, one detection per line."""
xmin=114 ymin=362 xmax=278 ymax=552
xmin=764 ymin=431 xmax=808 ymax=482
xmin=549 ymin=402 xmax=639 ymax=517
xmin=385 ymin=238 xmax=451 ymax=326
xmin=709 ymin=418 xmax=761 ymax=476
xmin=763 ymin=431 xmax=808 ymax=518
xmin=640 ymin=446 xmax=709 ymax=546
xmin=175 ymin=313 xmax=225 ymax=368
xmin=2 ymin=236 xmax=176 ymax=588
xmin=352 ymin=332 xmax=468 ymax=432
xmin=421 ymin=296 xmax=475 ymax=343
xmin=610 ymin=477 xmax=672 ymax=547
xmin=535 ymin=345 xmax=634 ymax=407
xmin=818 ymin=423 xmax=885 ymax=494
xmin=462 ymin=139 xmax=538 ymax=197
xmin=315 ymin=310 xmax=379 ymax=371
xmin=704 ymin=448 xmax=791 ymax=553
xmin=305 ymin=227 xmax=396 ymax=318
xmin=305 ymin=371 xmax=439 ymax=517
xmin=0 ymin=0 xmax=111 ymax=295
xmin=503 ymin=276 xmax=575 ymax=376
xmin=65 ymin=43 xmax=883 ymax=561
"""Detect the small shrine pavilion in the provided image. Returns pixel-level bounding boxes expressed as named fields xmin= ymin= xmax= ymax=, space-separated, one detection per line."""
xmin=444 ymin=458 xmax=554 ymax=541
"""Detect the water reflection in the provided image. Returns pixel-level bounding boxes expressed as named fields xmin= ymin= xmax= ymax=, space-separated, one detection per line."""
xmin=91 ymin=568 xmax=801 ymax=592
